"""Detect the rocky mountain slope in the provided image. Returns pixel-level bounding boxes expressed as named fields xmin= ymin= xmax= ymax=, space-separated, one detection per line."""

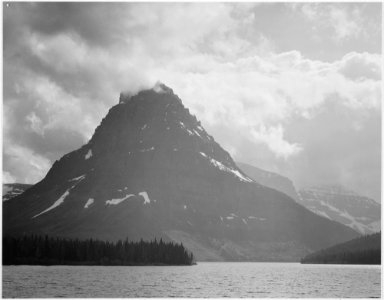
xmin=3 ymin=83 xmax=358 ymax=261
xmin=236 ymin=163 xmax=380 ymax=235
xmin=3 ymin=183 xmax=32 ymax=201
xmin=237 ymin=162 xmax=299 ymax=201
xmin=298 ymin=186 xmax=380 ymax=235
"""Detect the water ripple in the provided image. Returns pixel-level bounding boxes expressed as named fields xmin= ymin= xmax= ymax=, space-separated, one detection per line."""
xmin=2 ymin=262 xmax=380 ymax=298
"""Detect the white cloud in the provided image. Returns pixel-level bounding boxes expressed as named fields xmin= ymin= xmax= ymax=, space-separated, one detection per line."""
xmin=298 ymin=3 xmax=363 ymax=41
xmin=26 ymin=111 xmax=44 ymax=135
xmin=29 ymin=33 xmax=88 ymax=73
xmin=250 ymin=125 xmax=302 ymax=159
xmin=329 ymin=6 xmax=361 ymax=40
xmin=3 ymin=2 xmax=381 ymax=201
xmin=19 ymin=73 xmax=98 ymax=140
xmin=338 ymin=52 xmax=381 ymax=81
xmin=162 ymin=50 xmax=380 ymax=159
xmin=3 ymin=171 xmax=16 ymax=184
xmin=4 ymin=144 xmax=51 ymax=184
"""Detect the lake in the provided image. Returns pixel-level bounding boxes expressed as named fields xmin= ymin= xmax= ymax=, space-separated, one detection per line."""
xmin=2 ymin=262 xmax=381 ymax=298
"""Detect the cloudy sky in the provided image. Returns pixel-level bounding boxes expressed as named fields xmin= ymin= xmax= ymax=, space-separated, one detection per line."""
xmin=3 ymin=2 xmax=381 ymax=201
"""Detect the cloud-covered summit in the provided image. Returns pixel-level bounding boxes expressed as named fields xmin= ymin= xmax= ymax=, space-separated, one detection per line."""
xmin=3 ymin=2 xmax=381 ymax=201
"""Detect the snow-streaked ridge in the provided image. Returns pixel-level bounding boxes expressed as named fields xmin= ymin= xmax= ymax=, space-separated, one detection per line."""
xmin=33 ymin=176 xmax=85 ymax=218
xmin=300 ymin=187 xmax=381 ymax=234
xmin=32 ymin=190 xmax=70 ymax=219
xmin=199 ymin=152 xmax=253 ymax=183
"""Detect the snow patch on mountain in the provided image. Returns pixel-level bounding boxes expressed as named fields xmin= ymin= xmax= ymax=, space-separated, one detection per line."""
xmin=338 ymin=210 xmax=372 ymax=234
xmin=33 ymin=190 xmax=70 ymax=218
xmin=2 ymin=184 xmax=31 ymax=201
xmin=193 ymin=130 xmax=202 ymax=137
xmin=85 ymin=149 xmax=92 ymax=160
xmin=69 ymin=174 xmax=86 ymax=182
xmin=199 ymin=153 xmax=252 ymax=183
xmin=367 ymin=220 xmax=381 ymax=232
xmin=319 ymin=200 xmax=340 ymax=213
xmin=84 ymin=198 xmax=94 ymax=209
xmin=139 ymin=191 xmax=151 ymax=205
xmin=311 ymin=209 xmax=331 ymax=219
xmin=33 ymin=176 xmax=85 ymax=218
xmin=106 ymin=194 xmax=135 ymax=205
xmin=298 ymin=186 xmax=381 ymax=234
xmin=230 ymin=170 xmax=252 ymax=182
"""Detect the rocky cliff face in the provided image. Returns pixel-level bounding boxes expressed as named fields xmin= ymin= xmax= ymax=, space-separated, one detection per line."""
xmin=237 ymin=162 xmax=380 ymax=235
xmin=298 ymin=185 xmax=380 ymax=235
xmin=3 ymin=83 xmax=359 ymax=261
xmin=237 ymin=162 xmax=299 ymax=201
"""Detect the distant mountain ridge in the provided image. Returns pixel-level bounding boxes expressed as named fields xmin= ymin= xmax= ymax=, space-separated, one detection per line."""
xmin=236 ymin=163 xmax=380 ymax=235
xmin=298 ymin=186 xmax=380 ymax=234
xmin=3 ymin=183 xmax=32 ymax=201
xmin=237 ymin=162 xmax=299 ymax=201
xmin=3 ymin=83 xmax=358 ymax=261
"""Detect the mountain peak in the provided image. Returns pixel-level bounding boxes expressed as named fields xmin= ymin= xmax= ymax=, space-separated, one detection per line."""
xmin=152 ymin=81 xmax=173 ymax=94
xmin=119 ymin=82 xmax=176 ymax=104
xmin=3 ymin=83 xmax=359 ymax=262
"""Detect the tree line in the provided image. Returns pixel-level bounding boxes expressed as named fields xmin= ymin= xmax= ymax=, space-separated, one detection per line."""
xmin=301 ymin=248 xmax=380 ymax=264
xmin=3 ymin=235 xmax=195 ymax=266
xmin=301 ymin=232 xmax=381 ymax=265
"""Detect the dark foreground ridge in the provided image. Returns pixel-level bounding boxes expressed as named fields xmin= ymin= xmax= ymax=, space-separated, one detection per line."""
xmin=3 ymin=235 xmax=195 ymax=266
xmin=301 ymin=232 xmax=381 ymax=265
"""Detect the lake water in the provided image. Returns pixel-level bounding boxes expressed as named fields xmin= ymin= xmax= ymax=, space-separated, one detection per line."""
xmin=2 ymin=262 xmax=381 ymax=298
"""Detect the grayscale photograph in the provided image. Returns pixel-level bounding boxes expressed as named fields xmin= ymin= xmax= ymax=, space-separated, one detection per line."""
xmin=2 ymin=2 xmax=381 ymax=298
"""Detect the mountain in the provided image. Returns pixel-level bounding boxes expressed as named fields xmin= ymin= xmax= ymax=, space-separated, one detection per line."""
xmin=3 ymin=83 xmax=359 ymax=261
xmin=237 ymin=162 xmax=299 ymax=201
xmin=301 ymin=232 xmax=380 ymax=264
xmin=298 ymin=186 xmax=381 ymax=235
xmin=3 ymin=183 xmax=32 ymax=201
xmin=236 ymin=163 xmax=380 ymax=235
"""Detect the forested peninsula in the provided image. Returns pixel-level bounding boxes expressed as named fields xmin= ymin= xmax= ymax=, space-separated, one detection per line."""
xmin=3 ymin=235 xmax=195 ymax=266
xmin=301 ymin=232 xmax=380 ymax=265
